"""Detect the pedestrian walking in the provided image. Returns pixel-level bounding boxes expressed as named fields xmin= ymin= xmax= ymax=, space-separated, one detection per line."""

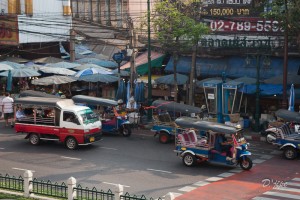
xmin=2 ymin=92 xmax=14 ymax=127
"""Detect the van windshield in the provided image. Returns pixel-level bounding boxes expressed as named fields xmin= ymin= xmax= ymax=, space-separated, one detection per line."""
xmin=78 ymin=109 xmax=98 ymax=124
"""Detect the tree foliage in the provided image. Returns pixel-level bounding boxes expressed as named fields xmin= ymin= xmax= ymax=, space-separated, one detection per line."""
xmin=151 ymin=0 xmax=209 ymax=53
xmin=263 ymin=0 xmax=300 ymax=36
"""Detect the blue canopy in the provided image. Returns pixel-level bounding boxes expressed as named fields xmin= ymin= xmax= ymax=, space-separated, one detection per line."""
xmin=155 ymin=73 xmax=188 ymax=85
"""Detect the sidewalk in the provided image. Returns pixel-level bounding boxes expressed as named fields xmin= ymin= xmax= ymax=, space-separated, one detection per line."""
xmin=174 ymin=155 xmax=300 ymax=200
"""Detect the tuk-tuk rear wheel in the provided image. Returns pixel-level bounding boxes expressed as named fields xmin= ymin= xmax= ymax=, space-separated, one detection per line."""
xmin=182 ymin=153 xmax=196 ymax=167
xmin=283 ymin=147 xmax=298 ymax=160
xmin=29 ymin=134 xmax=40 ymax=145
xmin=120 ymin=126 xmax=131 ymax=137
xmin=65 ymin=137 xmax=78 ymax=150
xmin=239 ymin=157 xmax=252 ymax=170
xmin=159 ymin=132 xmax=170 ymax=144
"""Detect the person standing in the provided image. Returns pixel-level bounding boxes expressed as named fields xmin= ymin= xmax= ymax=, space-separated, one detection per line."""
xmin=0 ymin=92 xmax=5 ymax=119
xmin=2 ymin=93 xmax=14 ymax=127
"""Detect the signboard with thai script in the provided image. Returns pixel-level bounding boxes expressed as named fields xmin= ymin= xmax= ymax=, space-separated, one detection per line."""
xmin=201 ymin=0 xmax=259 ymax=17
xmin=0 ymin=16 xmax=19 ymax=45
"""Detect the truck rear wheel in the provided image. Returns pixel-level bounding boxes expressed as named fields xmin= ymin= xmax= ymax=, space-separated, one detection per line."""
xmin=29 ymin=134 xmax=40 ymax=145
xmin=65 ymin=137 xmax=78 ymax=150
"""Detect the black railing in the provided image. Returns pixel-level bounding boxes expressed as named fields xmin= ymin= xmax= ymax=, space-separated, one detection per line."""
xmin=120 ymin=192 xmax=163 ymax=200
xmin=0 ymin=174 xmax=24 ymax=192
xmin=30 ymin=178 xmax=67 ymax=199
xmin=75 ymin=184 xmax=114 ymax=200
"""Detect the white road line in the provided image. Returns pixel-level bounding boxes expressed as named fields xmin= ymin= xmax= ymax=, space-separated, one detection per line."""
xmin=252 ymin=159 xmax=266 ymax=164
xmin=61 ymin=156 xmax=81 ymax=161
xmin=252 ymin=197 xmax=279 ymax=200
xmin=293 ymin=178 xmax=300 ymax=182
xmin=100 ymin=147 xmax=118 ymax=150
xmin=275 ymin=186 xmax=300 ymax=193
xmin=218 ymin=172 xmax=235 ymax=178
xmin=206 ymin=177 xmax=223 ymax=182
xmin=12 ymin=168 xmax=35 ymax=172
xmin=0 ymin=148 xmax=4 ymax=150
xmin=264 ymin=191 xmax=300 ymax=199
xmin=193 ymin=181 xmax=210 ymax=187
xmin=287 ymin=182 xmax=300 ymax=187
xmin=102 ymin=182 xmax=130 ymax=188
xmin=147 ymin=168 xmax=172 ymax=174
xmin=178 ymin=186 xmax=196 ymax=192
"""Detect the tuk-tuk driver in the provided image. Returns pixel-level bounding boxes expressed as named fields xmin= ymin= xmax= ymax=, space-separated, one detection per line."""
xmin=216 ymin=134 xmax=233 ymax=160
xmin=115 ymin=99 xmax=126 ymax=116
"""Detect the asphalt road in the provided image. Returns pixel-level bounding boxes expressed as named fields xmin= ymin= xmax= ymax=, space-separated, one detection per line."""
xmin=0 ymin=125 xmax=280 ymax=199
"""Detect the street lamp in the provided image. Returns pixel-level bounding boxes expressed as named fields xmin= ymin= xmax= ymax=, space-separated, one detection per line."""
xmin=112 ymin=51 xmax=125 ymax=86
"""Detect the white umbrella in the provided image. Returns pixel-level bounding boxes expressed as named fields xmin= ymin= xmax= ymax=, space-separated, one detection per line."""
xmin=38 ymin=67 xmax=76 ymax=76
xmin=0 ymin=68 xmax=41 ymax=77
xmin=73 ymin=67 xmax=113 ymax=78
xmin=0 ymin=63 xmax=14 ymax=71
xmin=46 ymin=62 xmax=81 ymax=69
xmin=31 ymin=75 xmax=76 ymax=85
xmin=74 ymin=63 xmax=110 ymax=71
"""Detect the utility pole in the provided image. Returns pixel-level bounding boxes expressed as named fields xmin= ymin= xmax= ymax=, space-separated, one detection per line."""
xmin=70 ymin=29 xmax=75 ymax=62
xmin=89 ymin=0 xmax=93 ymax=22
xmin=282 ymin=0 xmax=289 ymax=109
xmin=128 ymin=17 xmax=137 ymax=92
xmin=97 ymin=0 xmax=101 ymax=24
xmin=188 ymin=45 xmax=196 ymax=105
xmin=147 ymin=0 xmax=152 ymax=121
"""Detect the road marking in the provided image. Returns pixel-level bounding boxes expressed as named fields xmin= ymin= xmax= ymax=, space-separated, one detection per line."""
xmin=206 ymin=177 xmax=223 ymax=182
xmin=193 ymin=181 xmax=210 ymax=187
xmin=178 ymin=186 xmax=196 ymax=192
xmin=260 ymin=155 xmax=273 ymax=159
xmin=0 ymin=148 xmax=4 ymax=150
xmin=275 ymin=186 xmax=300 ymax=193
xmin=287 ymin=182 xmax=300 ymax=187
xmin=293 ymin=178 xmax=300 ymax=182
xmin=61 ymin=156 xmax=81 ymax=161
xmin=252 ymin=159 xmax=266 ymax=164
xmin=102 ymin=182 xmax=130 ymax=188
xmin=252 ymin=197 xmax=279 ymax=200
xmin=13 ymin=168 xmax=35 ymax=172
xmin=264 ymin=191 xmax=300 ymax=199
xmin=100 ymin=147 xmax=118 ymax=150
xmin=218 ymin=172 xmax=235 ymax=178
xmin=147 ymin=168 xmax=172 ymax=174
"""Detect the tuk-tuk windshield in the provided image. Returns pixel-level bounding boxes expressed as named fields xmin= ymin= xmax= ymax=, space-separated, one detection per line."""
xmin=78 ymin=109 xmax=99 ymax=124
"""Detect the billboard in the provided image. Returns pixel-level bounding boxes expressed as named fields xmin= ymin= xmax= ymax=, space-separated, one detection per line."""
xmin=0 ymin=16 xmax=19 ymax=45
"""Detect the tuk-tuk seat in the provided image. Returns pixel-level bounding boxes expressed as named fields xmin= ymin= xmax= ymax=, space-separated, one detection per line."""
xmin=177 ymin=134 xmax=196 ymax=147
xmin=210 ymin=149 xmax=226 ymax=156
xmin=178 ymin=130 xmax=208 ymax=147
xmin=280 ymin=123 xmax=292 ymax=135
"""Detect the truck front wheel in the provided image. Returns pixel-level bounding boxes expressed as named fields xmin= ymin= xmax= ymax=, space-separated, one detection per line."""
xmin=29 ymin=134 xmax=40 ymax=145
xmin=65 ymin=137 xmax=78 ymax=150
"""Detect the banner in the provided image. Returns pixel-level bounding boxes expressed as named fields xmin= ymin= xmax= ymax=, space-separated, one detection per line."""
xmin=0 ymin=16 xmax=19 ymax=45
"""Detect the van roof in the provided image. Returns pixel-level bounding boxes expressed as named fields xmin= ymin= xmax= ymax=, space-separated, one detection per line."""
xmin=15 ymin=97 xmax=74 ymax=109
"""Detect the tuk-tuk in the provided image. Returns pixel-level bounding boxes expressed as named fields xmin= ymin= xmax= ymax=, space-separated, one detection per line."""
xmin=151 ymin=100 xmax=203 ymax=144
xmin=174 ymin=117 xmax=252 ymax=170
xmin=265 ymin=109 xmax=300 ymax=144
xmin=72 ymin=95 xmax=132 ymax=136
xmin=273 ymin=134 xmax=300 ymax=160
xmin=14 ymin=97 xmax=102 ymax=150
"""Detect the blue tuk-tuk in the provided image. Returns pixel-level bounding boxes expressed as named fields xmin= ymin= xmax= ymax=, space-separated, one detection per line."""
xmin=151 ymin=100 xmax=203 ymax=144
xmin=174 ymin=117 xmax=252 ymax=170
xmin=72 ymin=95 xmax=132 ymax=136
xmin=273 ymin=134 xmax=300 ymax=160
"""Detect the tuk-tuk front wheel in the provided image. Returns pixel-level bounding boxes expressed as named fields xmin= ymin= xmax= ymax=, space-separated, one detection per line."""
xmin=65 ymin=137 xmax=78 ymax=150
xmin=159 ymin=132 xmax=170 ymax=144
xmin=29 ymin=134 xmax=40 ymax=145
xmin=120 ymin=125 xmax=131 ymax=137
xmin=182 ymin=153 xmax=196 ymax=167
xmin=283 ymin=147 xmax=298 ymax=160
xmin=239 ymin=156 xmax=252 ymax=170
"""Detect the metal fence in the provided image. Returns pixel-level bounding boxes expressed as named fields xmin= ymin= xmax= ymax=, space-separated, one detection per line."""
xmin=0 ymin=173 xmax=24 ymax=192
xmin=120 ymin=192 xmax=163 ymax=200
xmin=30 ymin=178 xmax=68 ymax=199
xmin=75 ymin=184 xmax=114 ymax=200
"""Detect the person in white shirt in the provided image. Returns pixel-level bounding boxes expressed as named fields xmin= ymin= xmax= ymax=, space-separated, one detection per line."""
xmin=126 ymin=97 xmax=137 ymax=112
xmin=2 ymin=93 xmax=14 ymax=127
xmin=16 ymin=107 xmax=26 ymax=120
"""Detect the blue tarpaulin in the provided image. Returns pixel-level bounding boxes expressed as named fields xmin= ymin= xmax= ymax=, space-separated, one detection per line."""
xmin=165 ymin=56 xmax=300 ymax=79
